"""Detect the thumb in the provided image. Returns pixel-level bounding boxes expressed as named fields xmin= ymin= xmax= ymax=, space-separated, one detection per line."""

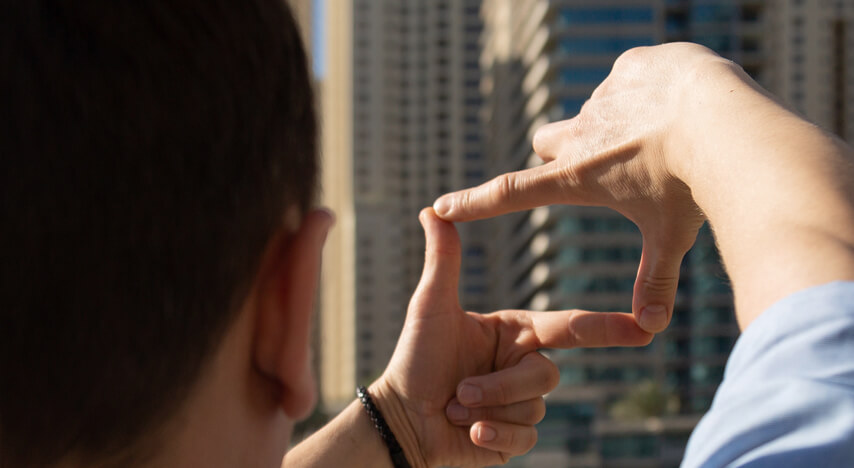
xmin=412 ymin=207 xmax=461 ymax=311
xmin=632 ymin=239 xmax=686 ymax=333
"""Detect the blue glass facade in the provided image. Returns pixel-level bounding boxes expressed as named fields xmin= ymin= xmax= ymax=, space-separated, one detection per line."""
xmin=559 ymin=67 xmax=612 ymax=85
xmin=553 ymin=5 xmax=655 ymax=120
xmin=561 ymin=98 xmax=587 ymax=116
xmin=504 ymin=2 xmax=742 ymax=467
xmin=559 ymin=7 xmax=655 ymax=25
xmin=559 ymin=36 xmax=655 ymax=55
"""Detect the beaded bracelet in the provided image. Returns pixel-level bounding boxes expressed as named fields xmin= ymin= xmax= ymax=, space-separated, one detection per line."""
xmin=356 ymin=386 xmax=412 ymax=468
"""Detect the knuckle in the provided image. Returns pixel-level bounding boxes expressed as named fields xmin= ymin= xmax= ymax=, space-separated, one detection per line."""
xmin=638 ymin=331 xmax=655 ymax=346
xmin=513 ymin=427 xmax=537 ymax=455
xmin=531 ymin=125 xmax=553 ymax=158
xmin=530 ymin=398 xmax=546 ymax=424
xmin=544 ymin=360 xmax=560 ymax=391
xmin=534 ymin=398 xmax=546 ymax=424
xmin=492 ymin=379 xmax=511 ymax=405
xmin=590 ymin=81 xmax=609 ymax=100
xmin=524 ymin=427 xmax=538 ymax=453
xmin=527 ymin=351 xmax=559 ymax=391
xmin=459 ymin=188 xmax=476 ymax=212
xmin=502 ymin=427 xmax=516 ymax=450
xmin=615 ymin=46 xmax=648 ymax=68
xmin=554 ymin=159 xmax=583 ymax=191
xmin=490 ymin=173 xmax=516 ymax=203
xmin=638 ymin=272 xmax=678 ymax=296
xmin=480 ymin=406 xmax=495 ymax=422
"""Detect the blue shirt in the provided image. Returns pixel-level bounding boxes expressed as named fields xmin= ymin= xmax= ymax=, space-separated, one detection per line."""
xmin=683 ymin=281 xmax=854 ymax=467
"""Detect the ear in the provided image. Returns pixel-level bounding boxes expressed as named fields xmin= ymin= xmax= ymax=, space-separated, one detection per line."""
xmin=253 ymin=208 xmax=334 ymax=420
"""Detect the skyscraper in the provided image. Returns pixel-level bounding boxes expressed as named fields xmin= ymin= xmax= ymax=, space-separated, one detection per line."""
xmin=765 ymin=0 xmax=854 ymax=142
xmin=319 ymin=0 xmax=487 ymax=409
xmin=480 ymin=1 xmax=776 ymax=466
xmin=313 ymin=0 xmax=853 ymax=461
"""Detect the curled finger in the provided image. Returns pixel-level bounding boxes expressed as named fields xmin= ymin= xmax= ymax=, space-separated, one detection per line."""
xmin=455 ymin=352 xmax=558 ymax=407
xmin=469 ymin=421 xmax=538 ymax=457
xmin=446 ymin=397 xmax=546 ymax=427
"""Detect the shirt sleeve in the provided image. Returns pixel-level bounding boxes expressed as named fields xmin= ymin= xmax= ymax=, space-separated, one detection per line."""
xmin=682 ymin=281 xmax=854 ymax=468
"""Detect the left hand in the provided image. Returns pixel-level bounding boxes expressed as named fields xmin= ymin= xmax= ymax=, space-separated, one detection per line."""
xmin=369 ymin=208 xmax=653 ymax=467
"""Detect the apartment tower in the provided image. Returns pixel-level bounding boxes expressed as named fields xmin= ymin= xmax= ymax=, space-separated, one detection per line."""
xmin=480 ymin=1 xmax=776 ymax=466
xmin=319 ymin=0 xmax=487 ymax=408
xmin=765 ymin=0 xmax=854 ymax=142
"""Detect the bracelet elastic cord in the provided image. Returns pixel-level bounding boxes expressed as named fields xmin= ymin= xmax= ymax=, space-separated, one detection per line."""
xmin=356 ymin=386 xmax=413 ymax=468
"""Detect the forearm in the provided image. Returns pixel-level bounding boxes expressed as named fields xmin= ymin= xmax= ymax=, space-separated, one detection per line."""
xmin=283 ymin=400 xmax=392 ymax=468
xmin=672 ymin=60 xmax=854 ymax=328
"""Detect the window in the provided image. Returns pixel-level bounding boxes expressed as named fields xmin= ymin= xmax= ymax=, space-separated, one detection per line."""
xmin=694 ymin=34 xmax=732 ymax=53
xmin=666 ymin=11 xmax=688 ymax=33
xmin=464 ymin=285 xmax=487 ymax=295
xmin=742 ymin=37 xmax=760 ymax=53
xmin=561 ymin=97 xmax=587 ymax=116
xmin=559 ymin=67 xmax=611 ymax=85
xmin=691 ymin=336 xmax=734 ymax=357
xmin=693 ymin=307 xmax=734 ymax=326
xmin=464 ymin=266 xmax=486 ymax=276
xmin=690 ymin=364 xmax=724 ymax=385
xmin=691 ymin=5 xmax=734 ymax=23
xmin=465 ymin=246 xmax=485 ymax=258
xmin=559 ymin=7 xmax=654 ymax=25
xmin=601 ymin=435 xmax=658 ymax=459
xmin=546 ymin=402 xmax=595 ymax=424
xmin=740 ymin=5 xmax=761 ymax=22
xmin=559 ymin=36 xmax=655 ymax=55
xmin=465 ymin=169 xmax=484 ymax=180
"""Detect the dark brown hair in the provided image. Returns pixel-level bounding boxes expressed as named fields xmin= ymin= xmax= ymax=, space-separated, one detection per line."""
xmin=0 ymin=1 xmax=317 ymax=465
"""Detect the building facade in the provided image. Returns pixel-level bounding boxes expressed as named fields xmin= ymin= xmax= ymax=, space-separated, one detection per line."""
xmin=315 ymin=0 xmax=853 ymax=460
xmin=765 ymin=0 xmax=854 ymax=142
xmin=319 ymin=0 xmax=488 ymax=408
xmin=479 ymin=1 xmax=783 ymax=466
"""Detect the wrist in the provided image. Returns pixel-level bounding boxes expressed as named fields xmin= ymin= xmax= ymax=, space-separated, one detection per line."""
xmin=664 ymin=55 xmax=854 ymax=326
xmin=666 ymin=57 xmax=750 ymax=187
xmin=368 ymin=379 xmax=429 ymax=468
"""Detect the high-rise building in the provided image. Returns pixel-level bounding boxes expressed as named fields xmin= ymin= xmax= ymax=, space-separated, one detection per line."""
xmin=319 ymin=0 xmax=487 ymax=409
xmin=765 ymin=0 xmax=854 ymax=142
xmin=479 ymin=1 xmax=783 ymax=466
xmin=313 ymin=0 xmax=853 ymax=459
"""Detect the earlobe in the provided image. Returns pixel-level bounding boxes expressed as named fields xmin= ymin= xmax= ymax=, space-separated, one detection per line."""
xmin=253 ymin=209 xmax=334 ymax=420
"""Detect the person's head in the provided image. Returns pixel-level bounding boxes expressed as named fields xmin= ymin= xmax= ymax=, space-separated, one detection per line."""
xmin=0 ymin=1 xmax=330 ymax=466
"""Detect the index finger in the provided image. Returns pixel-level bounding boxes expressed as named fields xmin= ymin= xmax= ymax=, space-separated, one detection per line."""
xmin=432 ymin=162 xmax=578 ymax=222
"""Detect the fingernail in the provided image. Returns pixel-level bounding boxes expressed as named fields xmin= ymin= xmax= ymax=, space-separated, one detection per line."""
xmin=433 ymin=196 xmax=452 ymax=217
xmin=446 ymin=402 xmax=470 ymax=421
xmin=458 ymin=384 xmax=483 ymax=405
xmin=639 ymin=304 xmax=668 ymax=331
xmin=477 ymin=425 xmax=497 ymax=442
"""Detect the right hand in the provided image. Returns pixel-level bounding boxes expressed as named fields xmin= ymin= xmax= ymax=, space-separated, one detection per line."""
xmin=433 ymin=43 xmax=735 ymax=333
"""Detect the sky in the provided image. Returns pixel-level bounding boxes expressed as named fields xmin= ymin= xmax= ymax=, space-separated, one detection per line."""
xmin=311 ymin=0 xmax=325 ymax=78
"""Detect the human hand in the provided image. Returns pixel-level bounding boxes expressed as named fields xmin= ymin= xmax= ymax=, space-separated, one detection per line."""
xmin=432 ymin=43 xmax=738 ymax=333
xmin=369 ymin=209 xmax=652 ymax=467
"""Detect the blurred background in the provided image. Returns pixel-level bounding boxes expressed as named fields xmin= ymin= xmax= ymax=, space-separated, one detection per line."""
xmin=288 ymin=0 xmax=854 ymax=466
